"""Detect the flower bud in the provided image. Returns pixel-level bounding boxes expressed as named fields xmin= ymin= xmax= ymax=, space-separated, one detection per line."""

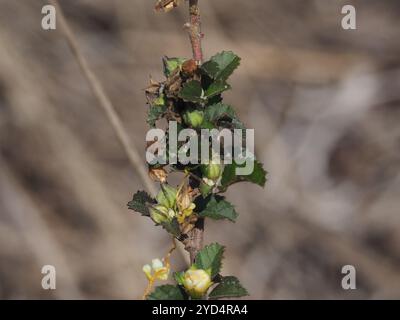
xmin=156 ymin=184 xmax=177 ymax=208
xmin=150 ymin=205 xmax=169 ymax=224
xmin=143 ymin=258 xmax=169 ymax=281
xmin=152 ymin=259 xmax=169 ymax=281
xmin=151 ymin=258 xmax=164 ymax=270
xmin=183 ymin=268 xmax=212 ymax=298
xmin=202 ymin=163 xmax=222 ymax=180
xmin=153 ymin=94 xmax=166 ymax=107
xmin=167 ymin=208 xmax=176 ymax=219
xmin=142 ymin=264 xmax=152 ymax=280
xmin=183 ymin=110 xmax=204 ymax=128
xmin=200 ymin=180 xmax=213 ymax=197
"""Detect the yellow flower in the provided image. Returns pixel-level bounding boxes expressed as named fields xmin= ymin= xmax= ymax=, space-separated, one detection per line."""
xmin=142 ymin=258 xmax=169 ymax=281
xmin=183 ymin=268 xmax=212 ymax=298
xmin=142 ymin=264 xmax=152 ymax=281
xmin=151 ymin=258 xmax=169 ymax=281
xmin=176 ymin=186 xmax=196 ymax=224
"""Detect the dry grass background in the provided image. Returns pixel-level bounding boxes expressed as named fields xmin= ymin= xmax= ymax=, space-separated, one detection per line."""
xmin=0 ymin=0 xmax=400 ymax=299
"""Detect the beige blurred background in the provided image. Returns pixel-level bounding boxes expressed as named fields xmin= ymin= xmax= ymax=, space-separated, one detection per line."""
xmin=0 ymin=0 xmax=400 ymax=299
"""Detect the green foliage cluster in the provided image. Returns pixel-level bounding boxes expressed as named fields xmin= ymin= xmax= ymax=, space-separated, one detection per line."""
xmin=128 ymin=51 xmax=267 ymax=299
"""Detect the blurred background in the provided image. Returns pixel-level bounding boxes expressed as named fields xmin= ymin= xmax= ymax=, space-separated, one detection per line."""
xmin=0 ymin=0 xmax=400 ymax=299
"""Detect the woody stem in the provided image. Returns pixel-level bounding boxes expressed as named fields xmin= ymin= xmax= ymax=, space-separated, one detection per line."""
xmin=188 ymin=0 xmax=203 ymax=63
xmin=185 ymin=0 xmax=204 ymax=264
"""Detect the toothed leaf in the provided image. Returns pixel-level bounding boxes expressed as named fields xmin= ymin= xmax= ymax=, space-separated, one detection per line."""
xmin=201 ymin=51 xmax=241 ymax=81
xmin=209 ymin=276 xmax=249 ymax=299
xmin=147 ymin=285 xmax=186 ymax=300
xmin=221 ymin=159 xmax=267 ymax=189
xmin=195 ymin=243 xmax=224 ymax=278
xmin=178 ymin=80 xmax=204 ymax=103
xmin=160 ymin=218 xmax=181 ymax=238
xmin=198 ymin=195 xmax=238 ymax=222
xmin=205 ymin=81 xmax=231 ymax=99
xmin=127 ymin=191 xmax=156 ymax=216
xmin=147 ymin=104 xmax=167 ymax=127
xmin=204 ymin=103 xmax=236 ymax=123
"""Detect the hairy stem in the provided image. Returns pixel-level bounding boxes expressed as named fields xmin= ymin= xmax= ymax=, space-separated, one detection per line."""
xmin=188 ymin=0 xmax=203 ymax=63
xmin=185 ymin=0 xmax=204 ymax=264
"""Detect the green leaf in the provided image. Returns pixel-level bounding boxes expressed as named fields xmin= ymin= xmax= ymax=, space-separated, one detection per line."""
xmin=147 ymin=104 xmax=167 ymax=127
xmin=221 ymin=159 xmax=267 ymax=189
xmin=209 ymin=276 xmax=249 ymax=299
xmin=199 ymin=181 xmax=213 ymax=197
xmin=163 ymin=57 xmax=186 ymax=77
xmin=127 ymin=191 xmax=156 ymax=216
xmin=156 ymin=184 xmax=177 ymax=208
xmin=195 ymin=243 xmax=224 ymax=278
xmin=201 ymin=51 xmax=241 ymax=81
xmin=203 ymin=103 xmax=246 ymax=131
xmin=160 ymin=218 xmax=181 ymax=238
xmin=147 ymin=285 xmax=186 ymax=300
xmin=204 ymin=103 xmax=236 ymax=123
xmin=174 ymin=271 xmax=185 ymax=286
xmin=178 ymin=80 xmax=204 ymax=103
xmin=231 ymin=117 xmax=246 ymax=130
xmin=198 ymin=195 xmax=238 ymax=222
xmin=205 ymin=81 xmax=231 ymax=99
xmin=201 ymin=61 xmax=219 ymax=79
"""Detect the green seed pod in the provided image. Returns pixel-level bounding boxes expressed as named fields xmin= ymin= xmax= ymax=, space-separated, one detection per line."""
xmin=156 ymin=184 xmax=177 ymax=208
xmin=202 ymin=163 xmax=222 ymax=180
xmin=149 ymin=205 xmax=169 ymax=224
xmin=183 ymin=110 xmax=204 ymax=128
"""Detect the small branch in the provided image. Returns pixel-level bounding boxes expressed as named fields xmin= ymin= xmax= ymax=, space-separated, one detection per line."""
xmin=50 ymin=0 xmax=193 ymax=267
xmin=185 ymin=0 xmax=204 ymax=264
xmin=49 ymin=0 xmax=156 ymax=196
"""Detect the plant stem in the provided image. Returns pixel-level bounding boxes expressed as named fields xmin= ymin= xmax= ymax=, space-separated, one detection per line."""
xmin=188 ymin=0 xmax=203 ymax=63
xmin=186 ymin=217 xmax=204 ymax=263
xmin=48 ymin=0 xmax=156 ymax=196
xmin=185 ymin=0 xmax=204 ymax=264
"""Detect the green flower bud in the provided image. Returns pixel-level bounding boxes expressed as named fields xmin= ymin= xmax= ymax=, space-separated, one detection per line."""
xmin=202 ymin=163 xmax=222 ymax=180
xmin=163 ymin=57 xmax=186 ymax=77
xmin=153 ymin=94 xmax=166 ymax=106
xmin=156 ymin=184 xmax=177 ymax=208
xmin=167 ymin=208 xmax=176 ymax=219
xmin=150 ymin=205 xmax=169 ymax=224
xmin=183 ymin=110 xmax=204 ymax=128
xmin=183 ymin=268 xmax=212 ymax=299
